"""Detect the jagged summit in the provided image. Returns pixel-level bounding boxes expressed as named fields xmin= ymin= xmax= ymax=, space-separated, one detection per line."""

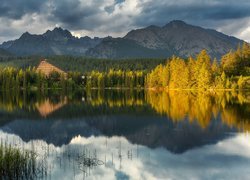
xmin=23 ymin=31 xmax=31 ymax=35
xmin=20 ymin=32 xmax=32 ymax=38
xmin=0 ymin=21 xmax=244 ymax=58
xmin=0 ymin=27 xmax=103 ymax=56
xmin=43 ymin=27 xmax=73 ymax=39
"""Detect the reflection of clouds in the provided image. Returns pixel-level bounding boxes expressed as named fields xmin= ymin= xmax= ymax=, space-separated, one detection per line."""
xmin=1 ymin=131 xmax=250 ymax=180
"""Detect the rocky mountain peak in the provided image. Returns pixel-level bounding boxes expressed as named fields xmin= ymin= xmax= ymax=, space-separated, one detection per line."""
xmin=0 ymin=21 xmax=244 ymax=58
xmin=20 ymin=32 xmax=32 ymax=39
xmin=88 ymin=20 xmax=244 ymax=59
xmin=0 ymin=27 xmax=103 ymax=56
xmin=43 ymin=27 xmax=73 ymax=39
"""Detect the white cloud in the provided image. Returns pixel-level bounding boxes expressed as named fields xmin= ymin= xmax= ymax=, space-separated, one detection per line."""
xmin=238 ymin=26 xmax=250 ymax=43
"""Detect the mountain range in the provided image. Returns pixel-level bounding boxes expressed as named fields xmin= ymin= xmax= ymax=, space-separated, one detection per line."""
xmin=0 ymin=20 xmax=244 ymax=59
xmin=0 ymin=27 xmax=102 ymax=56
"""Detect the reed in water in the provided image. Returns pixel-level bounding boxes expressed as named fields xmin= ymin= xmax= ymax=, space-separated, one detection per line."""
xmin=0 ymin=142 xmax=37 ymax=179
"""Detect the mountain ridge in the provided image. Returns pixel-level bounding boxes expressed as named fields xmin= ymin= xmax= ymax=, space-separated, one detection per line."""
xmin=0 ymin=27 xmax=103 ymax=56
xmin=86 ymin=20 xmax=244 ymax=59
xmin=0 ymin=20 xmax=245 ymax=59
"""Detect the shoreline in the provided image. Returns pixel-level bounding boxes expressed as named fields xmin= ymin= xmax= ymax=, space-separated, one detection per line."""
xmin=0 ymin=87 xmax=250 ymax=92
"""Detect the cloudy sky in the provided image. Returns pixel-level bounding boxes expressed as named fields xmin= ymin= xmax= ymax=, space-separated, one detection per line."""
xmin=0 ymin=0 xmax=250 ymax=43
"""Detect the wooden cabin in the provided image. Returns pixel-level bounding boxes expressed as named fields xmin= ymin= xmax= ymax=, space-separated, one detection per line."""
xmin=36 ymin=59 xmax=66 ymax=76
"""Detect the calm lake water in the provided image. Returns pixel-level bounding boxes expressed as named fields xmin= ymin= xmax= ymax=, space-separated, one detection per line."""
xmin=1 ymin=90 xmax=250 ymax=179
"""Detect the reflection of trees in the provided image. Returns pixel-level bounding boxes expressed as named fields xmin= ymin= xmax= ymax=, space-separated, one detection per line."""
xmin=0 ymin=90 xmax=36 ymax=112
xmin=0 ymin=90 xmax=146 ymax=116
xmin=146 ymin=90 xmax=250 ymax=131
xmin=146 ymin=91 xmax=214 ymax=128
xmin=85 ymin=90 xmax=145 ymax=107
xmin=0 ymin=89 xmax=250 ymax=132
xmin=221 ymin=103 xmax=250 ymax=132
xmin=0 ymin=90 xmax=68 ymax=113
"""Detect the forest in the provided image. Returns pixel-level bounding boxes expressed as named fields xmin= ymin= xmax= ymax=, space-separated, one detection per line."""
xmin=0 ymin=56 xmax=165 ymax=72
xmin=0 ymin=43 xmax=249 ymax=90
xmin=146 ymin=42 xmax=250 ymax=90
xmin=0 ymin=67 xmax=145 ymax=90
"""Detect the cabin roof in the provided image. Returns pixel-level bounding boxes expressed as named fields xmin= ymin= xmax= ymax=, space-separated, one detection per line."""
xmin=36 ymin=59 xmax=66 ymax=76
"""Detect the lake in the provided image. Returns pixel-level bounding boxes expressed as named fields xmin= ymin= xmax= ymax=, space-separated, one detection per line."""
xmin=0 ymin=90 xmax=250 ymax=179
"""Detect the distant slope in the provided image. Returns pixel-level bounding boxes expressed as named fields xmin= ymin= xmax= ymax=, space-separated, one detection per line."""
xmin=0 ymin=27 xmax=102 ymax=56
xmin=87 ymin=20 xmax=243 ymax=59
xmin=0 ymin=48 xmax=12 ymax=58
xmin=86 ymin=37 xmax=171 ymax=59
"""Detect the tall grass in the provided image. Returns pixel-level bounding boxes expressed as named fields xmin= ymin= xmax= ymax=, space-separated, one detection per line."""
xmin=0 ymin=142 xmax=37 ymax=179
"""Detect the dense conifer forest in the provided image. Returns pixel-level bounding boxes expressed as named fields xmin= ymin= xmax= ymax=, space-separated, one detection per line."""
xmin=0 ymin=56 xmax=166 ymax=72
xmin=0 ymin=43 xmax=249 ymax=90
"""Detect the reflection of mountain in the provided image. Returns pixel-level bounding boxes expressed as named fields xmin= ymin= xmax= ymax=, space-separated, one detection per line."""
xmin=221 ymin=103 xmax=250 ymax=132
xmin=1 ymin=113 xmax=235 ymax=154
xmin=36 ymin=98 xmax=67 ymax=117
xmin=0 ymin=90 xmax=249 ymax=153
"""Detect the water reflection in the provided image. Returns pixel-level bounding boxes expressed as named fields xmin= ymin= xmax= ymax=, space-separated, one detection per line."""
xmin=1 ymin=90 xmax=249 ymax=132
xmin=0 ymin=90 xmax=250 ymax=179
xmin=36 ymin=97 xmax=67 ymax=117
xmin=1 ymin=131 xmax=250 ymax=179
xmin=147 ymin=90 xmax=250 ymax=131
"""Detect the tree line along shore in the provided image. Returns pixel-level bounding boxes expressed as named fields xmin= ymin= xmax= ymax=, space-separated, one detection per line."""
xmin=0 ymin=43 xmax=249 ymax=91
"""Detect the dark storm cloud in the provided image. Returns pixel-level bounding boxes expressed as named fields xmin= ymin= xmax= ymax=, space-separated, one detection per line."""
xmin=47 ymin=0 xmax=136 ymax=32
xmin=48 ymin=0 xmax=101 ymax=29
xmin=134 ymin=1 xmax=250 ymax=27
xmin=44 ymin=0 xmax=250 ymax=36
xmin=203 ymin=5 xmax=250 ymax=20
xmin=0 ymin=0 xmax=250 ymax=42
xmin=0 ymin=0 xmax=45 ymax=19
